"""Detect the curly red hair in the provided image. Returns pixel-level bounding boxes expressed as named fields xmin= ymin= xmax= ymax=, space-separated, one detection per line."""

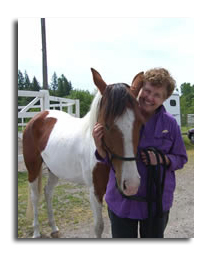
xmin=144 ymin=68 xmax=176 ymax=98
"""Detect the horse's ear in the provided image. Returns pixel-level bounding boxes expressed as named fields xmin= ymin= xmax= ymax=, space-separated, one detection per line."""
xmin=91 ymin=68 xmax=107 ymax=95
xmin=130 ymin=71 xmax=144 ymax=97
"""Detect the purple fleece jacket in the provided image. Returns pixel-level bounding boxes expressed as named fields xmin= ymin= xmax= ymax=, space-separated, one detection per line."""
xmin=95 ymin=105 xmax=188 ymax=219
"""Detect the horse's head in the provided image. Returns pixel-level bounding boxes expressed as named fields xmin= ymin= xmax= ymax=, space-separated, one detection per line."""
xmin=91 ymin=68 xmax=145 ymax=196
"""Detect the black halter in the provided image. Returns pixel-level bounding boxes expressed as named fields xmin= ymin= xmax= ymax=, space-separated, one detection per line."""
xmin=102 ymin=139 xmax=140 ymax=162
xmin=115 ymin=147 xmax=167 ymax=216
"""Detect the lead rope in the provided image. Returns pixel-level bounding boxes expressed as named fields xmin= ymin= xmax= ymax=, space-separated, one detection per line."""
xmin=140 ymin=147 xmax=167 ymax=237
xmin=142 ymin=147 xmax=167 ymax=218
xmin=114 ymin=147 xmax=167 ymax=236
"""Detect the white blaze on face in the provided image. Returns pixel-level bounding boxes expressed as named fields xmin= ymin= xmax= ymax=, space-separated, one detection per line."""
xmin=115 ymin=108 xmax=140 ymax=195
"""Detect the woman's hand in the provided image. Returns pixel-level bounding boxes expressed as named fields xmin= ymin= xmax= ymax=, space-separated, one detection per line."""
xmin=141 ymin=151 xmax=158 ymax=165
xmin=141 ymin=151 xmax=170 ymax=166
xmin=92 ymin=123 xmax=106 ymax=158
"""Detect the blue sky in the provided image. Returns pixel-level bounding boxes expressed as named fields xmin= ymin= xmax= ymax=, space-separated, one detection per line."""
xmin=18 ymin=17 xmax=194 ymax=93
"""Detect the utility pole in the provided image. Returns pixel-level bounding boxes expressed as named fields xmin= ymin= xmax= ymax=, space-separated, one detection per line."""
xmin=41 ymin=18 xmax=48 ymax=89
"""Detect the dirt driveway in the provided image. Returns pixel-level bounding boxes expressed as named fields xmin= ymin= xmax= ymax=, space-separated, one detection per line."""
xmin=164 ymin=150 xmax=194 ymax=238
xmin=18 ymin=137 xmax=194 ymax=238
xmin=61 ymin=150 xmax=194 ymax=239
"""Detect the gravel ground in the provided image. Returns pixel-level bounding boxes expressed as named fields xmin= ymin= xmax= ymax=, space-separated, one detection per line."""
xmin=61 ymin=150 xmax=194 ymax=239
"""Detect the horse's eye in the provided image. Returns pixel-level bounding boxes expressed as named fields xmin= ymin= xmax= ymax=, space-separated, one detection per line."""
xmin=105 ymin=124 xmax=110 ymax=131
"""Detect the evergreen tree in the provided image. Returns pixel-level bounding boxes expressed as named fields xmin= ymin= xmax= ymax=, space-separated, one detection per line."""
xmin=24 ymin=71 xmax=31 ymax=90
xmin=68 ymin=80 xmax=73 ymax=93
xmin=31 ymin=77 xmax=41 ymax=91
xmin=180 ymin=83 xmax=194 ymax=114
xmin=57 ymin=74 xmax=72 ymax=97
xmin=50 ymin=72 xmax=58 ymax=95
xmin=18 ymin=70 xmax=25 ymax=90
xmin=57 ymin=76 xmax=65 ymax=97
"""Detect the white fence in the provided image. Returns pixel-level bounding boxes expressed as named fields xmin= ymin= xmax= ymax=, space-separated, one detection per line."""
xmin=181 ymin=114 xmax=194 ymax=127
xmin=18 ymin=90 xmax=80 ymax=164
xmin=18 ymin=90 xmax=80 ymax=130
xmin=187 ymin=114 xmax=194 ymax=126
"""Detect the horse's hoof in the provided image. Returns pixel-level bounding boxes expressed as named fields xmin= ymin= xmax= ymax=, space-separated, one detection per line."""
xmin=51 ymin=231 xmax=60 ymax=238
xmin=33 ymin=234 xmax=41 ymax=238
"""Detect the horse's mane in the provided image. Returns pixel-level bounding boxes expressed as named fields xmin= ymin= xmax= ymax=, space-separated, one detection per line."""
xmin=82 ymin=83 xmax=135 ymax=136
xmin=88 ymin=90 xmax=102 ymax=134
xmin=100 ymin=83 xmax=135 ymax=122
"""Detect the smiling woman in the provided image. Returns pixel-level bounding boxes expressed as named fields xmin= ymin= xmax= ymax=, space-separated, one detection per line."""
xmin=92 ymin=67 xmax=188 ymax=238
xmin=138 ymin=68 xmax=176 ymax=117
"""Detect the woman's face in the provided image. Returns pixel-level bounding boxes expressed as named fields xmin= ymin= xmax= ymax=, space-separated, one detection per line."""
xmin=138 ymin=82 xmax=167 ymax=115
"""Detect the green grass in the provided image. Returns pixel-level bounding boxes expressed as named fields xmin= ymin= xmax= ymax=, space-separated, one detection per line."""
xmin=181 ymin=126 xmax=194 ymax=151
xmin=18 ymin=172 xmax=93 ymax=238
xmin=183 ymin=135 xmax=194 ymax=151
xmin=181 ymin=126 xmax=193 ymax=133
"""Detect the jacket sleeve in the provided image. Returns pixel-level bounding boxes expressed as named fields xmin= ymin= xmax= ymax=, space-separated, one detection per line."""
xmin=95 ymin=150 xmax=111 ymax=166
xmin=165 ymin=120 xmax=188 ymax=172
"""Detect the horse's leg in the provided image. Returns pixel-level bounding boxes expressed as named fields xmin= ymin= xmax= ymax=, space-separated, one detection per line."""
xmin=90 ymin=162 xmax=110 ymax=238
xmin=89 ymin=187 xmax=104 ymax=238
xmin=44 ymin=170 xmax=59 ymax=238
xmin=30 ymin=175 xmax=42 ymax=238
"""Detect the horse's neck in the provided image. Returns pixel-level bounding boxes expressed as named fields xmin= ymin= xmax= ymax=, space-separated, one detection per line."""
xmin=76 ymin=112 xmax=97 ymax=172
xmin=89 ymin=91 xmax=102 ymax=132
xmin=80 ymin=91 xmax=102 ymax=138
xmin=79 ymin=112 xmax=92 ymax=138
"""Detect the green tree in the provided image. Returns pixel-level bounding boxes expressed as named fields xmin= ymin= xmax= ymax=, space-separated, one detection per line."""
xmin=57 ymin=74 xmax=72 ymax=97
xmin=180 ymin=83 xmax=194 ymax=114
xmin=18 ymin=70 xmax=25 ymax=90
xmin=68 ymin=80 xmax=73 ymax=94
xmin=24 ymin=71 xmax=31 ymax=90
xmin=50 ymin=72 xmax=58 ymax=95
xmin=68 ymin=89 xmax=94 ymax=117
xmin=18 ymin=70 xmax=41 ymax=107
xmin=31 ymin=77 xmax=41 ymax=91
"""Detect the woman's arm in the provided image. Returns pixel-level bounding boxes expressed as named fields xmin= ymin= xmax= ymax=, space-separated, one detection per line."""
xmin=92 ymin=123 xmax=107 ymax=159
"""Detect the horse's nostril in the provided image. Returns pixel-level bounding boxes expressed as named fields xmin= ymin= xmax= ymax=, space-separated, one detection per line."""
xmin=123 ymin=180 xmax=127 ymax=190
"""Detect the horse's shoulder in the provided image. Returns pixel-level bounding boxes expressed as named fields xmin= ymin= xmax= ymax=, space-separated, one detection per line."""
xmin=24 ymin=110 xmax=58 ymax=152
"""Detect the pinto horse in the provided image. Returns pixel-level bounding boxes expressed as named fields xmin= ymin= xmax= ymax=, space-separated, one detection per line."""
xmin=23 ymin=68 xmax=145 ymax=238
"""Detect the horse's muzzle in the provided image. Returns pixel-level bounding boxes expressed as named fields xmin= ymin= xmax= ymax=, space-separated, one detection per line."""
xmin=122 ymin=179 xmax=140 ymax=196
